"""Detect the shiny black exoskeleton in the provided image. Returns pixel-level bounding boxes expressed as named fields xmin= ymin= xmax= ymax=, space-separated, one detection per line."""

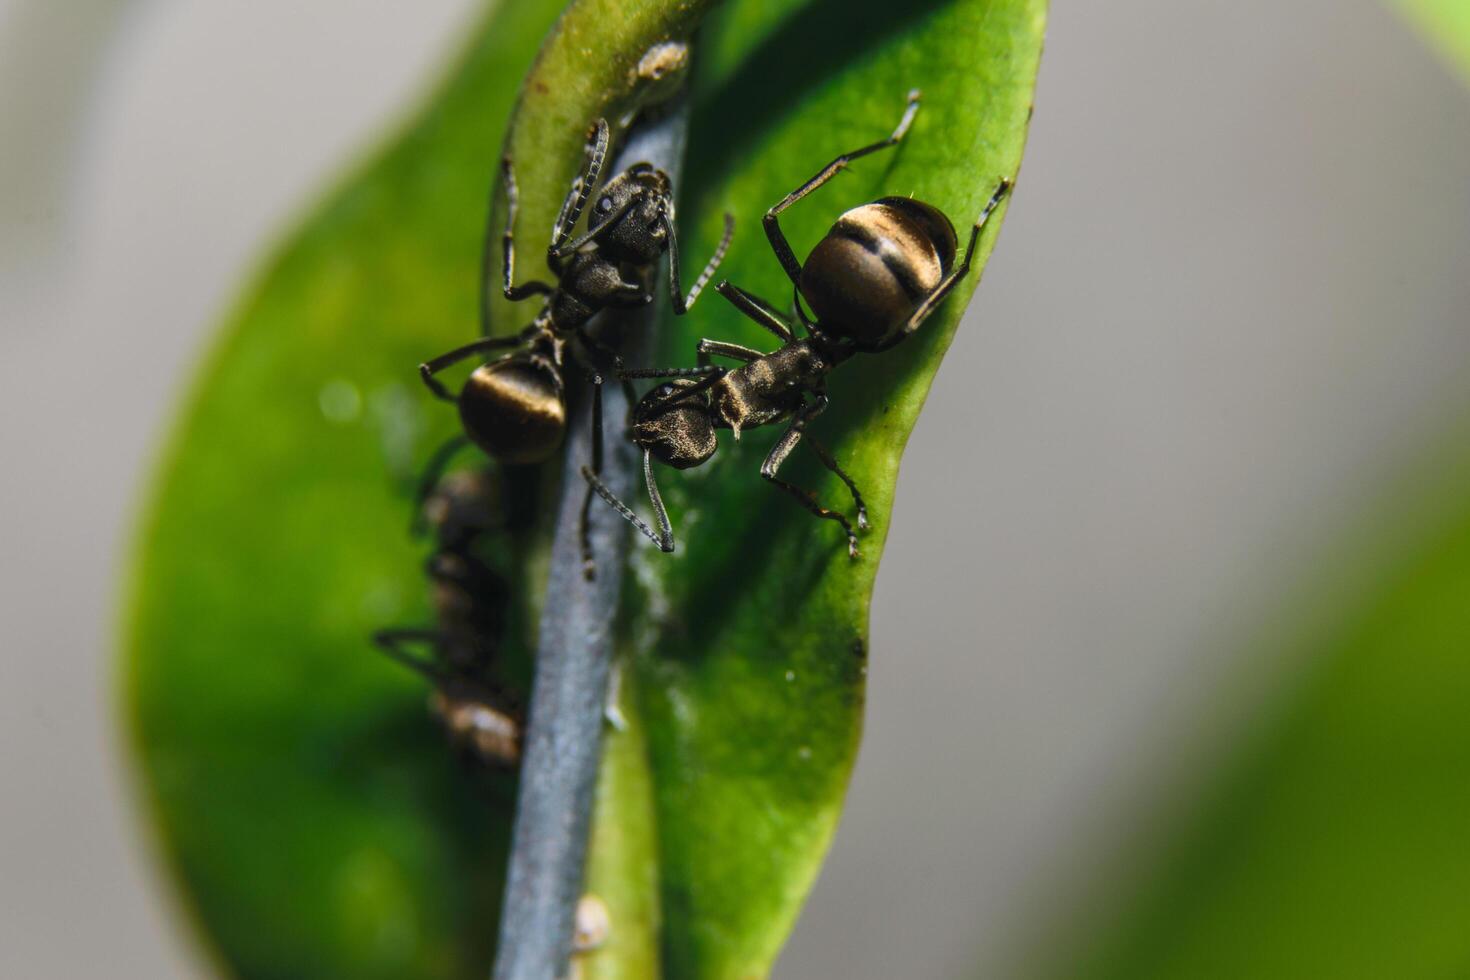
xmin=418 ymin=119 xmax=732 ymax=466
xmin=584 ymin=91 xmax=1012 ymax=558
xmin=373 ymin=467 xmax=523 ymax=766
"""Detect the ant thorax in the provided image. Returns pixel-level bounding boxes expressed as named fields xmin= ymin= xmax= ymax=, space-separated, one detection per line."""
xmin=713 ymin=341 xmax=831 ymax=436
xmin=549 ymin=249 xmax=648 ymax=330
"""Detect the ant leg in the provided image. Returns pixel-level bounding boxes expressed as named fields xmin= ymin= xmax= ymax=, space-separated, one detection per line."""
xmin=619 ymin=364 xmax=724 ymax=381
xmin=410 ymin=434 xmax=471 ymax=534
xmin=549 ymin=118 xmax=611 ymax=258
xmin=582 ymin=449 xmax=675 ymax=552
xmin=763 ymin=90 xmax=921 ymax=284
xmin=499 ymin=157 xmax=555 ymax=305
xmin=792 ymin=287 xmax=818 ymax=337
xmin=572 ymin=331 xmax=638 ymax=428
xmin=696 ymin=338 xmax=762 ymax=366
xmin=886 ymin=178 xmax=1012 ymax=349
xmin=641 ymin=450 xmax=676 ymax=552
xmin=759 ymin=399 xmax=860 ymax=559
xmin=716 ymin=281 xmax=794 ymax=343
xmin=806 ymin=432 xmax=869 ymax=531
xmin=373 ymin=628 xmax=451 ymax=684
xmin=621 ymin=364 xmax=726 ymax=412
xmin=619 ymin=376 xmax=639 ymax=430
xmin=611 ymin=277 xmax=654 ymax=307
xmin=667 ymin=212 xmax=735 ymax=314
xmin=419 ymin=334 xmax=527 ymax=401
xmin=579 ymin=370 xmax=606 ymax=580
xmin=574 ymin=330 xmax=626 ymax=374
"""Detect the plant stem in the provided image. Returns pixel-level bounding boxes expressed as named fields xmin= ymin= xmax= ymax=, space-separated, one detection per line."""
xmin=492 ymin=99 xmax=688 ymax=980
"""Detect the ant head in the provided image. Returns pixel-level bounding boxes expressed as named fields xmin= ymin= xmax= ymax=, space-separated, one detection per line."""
xmin=592 ymin=165 xmax=672 ymax=264
xmin=632 ymin=380 xmax=717 ymax=469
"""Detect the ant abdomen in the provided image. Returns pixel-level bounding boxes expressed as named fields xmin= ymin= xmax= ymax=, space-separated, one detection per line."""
xmin=430 ymin=688 xmax=522 ymax=766
xmin=800 ymin=196 xmax=958 ymax=350
xmin=458 ymin=357 xmax=565 ymax=465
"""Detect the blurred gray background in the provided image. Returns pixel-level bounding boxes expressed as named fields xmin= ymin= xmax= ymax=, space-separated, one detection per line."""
xmin=2 ymin=1 xmax=1468 ymax=977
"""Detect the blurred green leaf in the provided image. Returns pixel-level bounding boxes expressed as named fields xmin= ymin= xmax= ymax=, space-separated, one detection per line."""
xmin=1395 ymin=0 xmax=1470 ymax=84
xmin=1025 ymin=419 xmax=1470 ymax=979
xmin=122 ymin=0 xmax=1043 ymax=977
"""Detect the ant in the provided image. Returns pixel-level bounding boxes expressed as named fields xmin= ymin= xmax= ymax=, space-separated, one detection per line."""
xmin=374 ymin=464 xmax=523 ymax=767
xmin=417 ymin=119 xmax=733 ymax=572
xmin=583 ymin=91 xmax=1011 ymax=558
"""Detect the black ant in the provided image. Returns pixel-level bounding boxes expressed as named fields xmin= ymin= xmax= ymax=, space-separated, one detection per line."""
xmin=583 ymin=91 xmax=1011 ymax=558
xmin=417 ymin=119 xmax=733 ymax=571
xmin=374 ymin=465 xmax=523 ymax=767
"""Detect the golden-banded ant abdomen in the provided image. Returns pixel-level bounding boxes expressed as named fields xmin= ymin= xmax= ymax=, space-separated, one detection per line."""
xmin=799 ymin=196 xmax=958 ymax=351
xmin=458 ymin=358 xmax=566 ymax=465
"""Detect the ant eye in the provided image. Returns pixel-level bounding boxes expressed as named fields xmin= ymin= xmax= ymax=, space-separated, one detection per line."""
xmin=597 ymin=197 xmax=613 ymax=213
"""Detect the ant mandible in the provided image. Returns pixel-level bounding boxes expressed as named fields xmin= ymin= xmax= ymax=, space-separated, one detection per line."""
xmin=417 ymin=119 xmax=733 ymax=569
xmin=583 ymin=91 xmax=1011 ymax=558
xmin=374 ymin=466 xmax=524 ymax=766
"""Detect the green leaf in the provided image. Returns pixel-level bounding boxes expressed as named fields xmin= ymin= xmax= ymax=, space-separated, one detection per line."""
xmin=1022 ymin=417 xmax=1470 ymax=980
xmin=119 ymin=0 xmax=703 ymax=974
xmin=1394 ymin=0 xmax=1470 ymax=85
xmin=121 ymin=0 xmax=1044 ymax=977
xmin=581 ymin=1 xmax=1045 ymax=976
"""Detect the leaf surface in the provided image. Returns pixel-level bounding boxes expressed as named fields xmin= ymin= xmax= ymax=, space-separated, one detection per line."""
xmin=121 ymin=0 xmax=1045 ymax=977
xmin=593 ymin=2 xmax=1045 ymax=976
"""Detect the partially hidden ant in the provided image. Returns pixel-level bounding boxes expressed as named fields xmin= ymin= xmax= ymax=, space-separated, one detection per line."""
xmin=374 ymin=463 xmax=523 ymax=767
xmin=417 ymin=119 xmax=733 ymax=572
xmin=583 ymin=91 xmax=1011 ymax=559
